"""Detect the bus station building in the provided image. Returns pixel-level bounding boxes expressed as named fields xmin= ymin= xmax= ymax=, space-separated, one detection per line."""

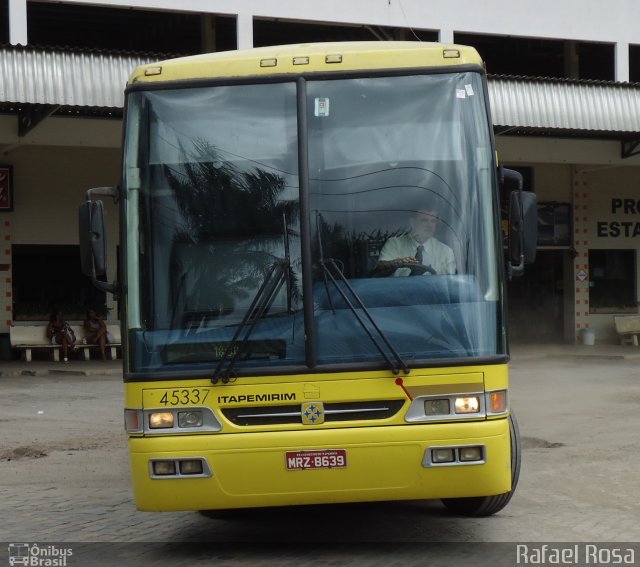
xmin=1 ymin=0 xmax=640 ymax=352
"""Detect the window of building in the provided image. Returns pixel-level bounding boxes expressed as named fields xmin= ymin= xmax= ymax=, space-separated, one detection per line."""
xmin=1 ymin=0 xmax=8 ymax=44
xmin=253 ymin=18 xmax=437 ymax=47
xmin=12 ymin=245 xmax=106 ymax=321
xmin=455 ymin=33 xmax=614 ymax=80
xmin=576 ymin=42 xmax=615 ymax=81
xmin=630 ymin=45 xmax=640 ymax=83
xmin=456 ymin=33 xmax=564 ymax=77
xmin=26 ymin=2 xmax=236 ymax=54
xmin=589 ymin=249 xmax=636 ymax=313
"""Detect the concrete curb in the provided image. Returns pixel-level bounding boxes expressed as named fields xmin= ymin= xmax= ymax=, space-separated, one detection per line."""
xmin=510 ymin=344 xmax=640 ymax=362
xmin=0 ymin=362 xmax=123 ymax=378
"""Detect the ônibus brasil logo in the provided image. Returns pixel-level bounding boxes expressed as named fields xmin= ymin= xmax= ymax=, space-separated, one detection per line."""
xmin=8 ymin=544 xmax=73 ymax=566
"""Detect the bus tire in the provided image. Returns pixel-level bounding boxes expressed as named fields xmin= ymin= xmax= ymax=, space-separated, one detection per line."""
xmin=440 ymin=411 xmax=521 ymax=517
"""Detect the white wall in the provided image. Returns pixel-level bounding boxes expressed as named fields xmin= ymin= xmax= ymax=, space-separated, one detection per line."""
xmin=11 ymin=0 xmax=640 ymax=79
xmin=18 ymin=0 xmax=640 ymax=42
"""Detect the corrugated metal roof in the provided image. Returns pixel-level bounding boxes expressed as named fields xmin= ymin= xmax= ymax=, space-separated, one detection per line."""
xmin=2 ymin=46 xmax=640 ymax=136
xmin=488 ymin=75 xmax=640 ymax=134
xmin=0 ymin=45 xmax=161 ymax=108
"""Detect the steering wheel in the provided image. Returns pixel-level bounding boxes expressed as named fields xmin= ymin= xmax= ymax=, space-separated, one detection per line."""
xmin=395 ymin=263 xmax=436 ymax=276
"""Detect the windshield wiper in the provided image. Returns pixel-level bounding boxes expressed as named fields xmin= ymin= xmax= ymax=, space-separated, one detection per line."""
xmin=211 ymin=257 xmax=289 ymax=384
xmin=318 ymin=258 xmax=409 ymax=375
xmin=316 ymin=213 xmax=409 ymax=375
xmin=212 ymin=212 xmax=294 ymax=384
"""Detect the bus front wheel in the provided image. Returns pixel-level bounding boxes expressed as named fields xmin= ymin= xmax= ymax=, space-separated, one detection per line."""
xmin=440 ymin=411 xmax=521 ymax=517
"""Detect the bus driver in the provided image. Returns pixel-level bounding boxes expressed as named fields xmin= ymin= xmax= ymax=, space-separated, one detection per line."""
xmin=375 ymin=207 xmax=456 ymax=276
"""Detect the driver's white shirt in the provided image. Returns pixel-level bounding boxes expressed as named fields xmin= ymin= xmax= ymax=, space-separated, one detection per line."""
xmin=378 ymin=233 xmax=456 ymax=275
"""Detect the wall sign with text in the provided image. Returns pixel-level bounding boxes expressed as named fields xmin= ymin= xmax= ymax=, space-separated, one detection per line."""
xmin=0 ymin=166 xmax=13 ymax=211
xmin=596 ymin=197 xmax=640 ymax=238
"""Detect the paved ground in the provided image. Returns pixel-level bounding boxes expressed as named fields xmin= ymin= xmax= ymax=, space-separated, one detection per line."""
xmin=1 ymin=344 xmax=639 ymax=566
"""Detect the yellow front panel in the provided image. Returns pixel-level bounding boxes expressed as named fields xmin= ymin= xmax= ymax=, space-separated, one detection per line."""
xmin=130 ymin=420 xmax=510 ymax=511
xmin=126 ymin=364 xmax=511 ymax=511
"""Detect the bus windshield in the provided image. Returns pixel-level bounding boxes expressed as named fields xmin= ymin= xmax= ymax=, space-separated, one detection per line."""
xmin=123 ymin=71 xmax=503 ymax=376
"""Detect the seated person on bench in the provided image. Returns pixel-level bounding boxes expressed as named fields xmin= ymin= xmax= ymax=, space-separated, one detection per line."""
xmin=84 ymin=308 xmax=108 ymax=361
xmin=46 ymin=310 xmax=76 ymax=363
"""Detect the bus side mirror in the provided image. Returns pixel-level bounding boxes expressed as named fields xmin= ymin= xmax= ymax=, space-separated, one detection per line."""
xmin=79 ymin=200 xmax=107 ymax=277
xmin=501 ymin=168 xmax=537 ymax=278
xmin=79 ymin=186 xmax=120 ymax=295
xmin=509 ymin=190 xmax=537 ymax=265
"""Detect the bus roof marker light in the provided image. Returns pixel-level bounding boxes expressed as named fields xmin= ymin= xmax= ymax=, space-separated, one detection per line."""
xmin=443 ymin=49 xmax=460 ymax=59
xmin=325 ymin=54 xmax=343 ymax=64
xmin=293 ymin=56 xmax=309 ymax=65
xmin=260 ymin=58 xmax=278 ymax=68
xmin=144 ymin=66 xmax=162 ymax=76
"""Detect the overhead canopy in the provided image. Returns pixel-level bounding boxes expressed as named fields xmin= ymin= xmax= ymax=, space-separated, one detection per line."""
xmin=2 ymin=45 xmax=640 ymax=139
xmin=488 ymin=74 xmax=640 ymax=137
xmin=0 ymin=45 xmax=160 ymax=108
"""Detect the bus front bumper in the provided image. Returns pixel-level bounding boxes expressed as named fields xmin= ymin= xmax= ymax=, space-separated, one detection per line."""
xmin=129 ymin=418 xmax=511 ymax=512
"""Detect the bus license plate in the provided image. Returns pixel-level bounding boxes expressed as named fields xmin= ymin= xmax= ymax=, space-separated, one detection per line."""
xmin=286 ymin=449 xmax=347 ymax=470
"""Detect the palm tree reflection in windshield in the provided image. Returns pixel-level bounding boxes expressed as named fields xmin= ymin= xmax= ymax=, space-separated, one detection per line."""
xmin=163 ymin=140 xmax=300 ymax=330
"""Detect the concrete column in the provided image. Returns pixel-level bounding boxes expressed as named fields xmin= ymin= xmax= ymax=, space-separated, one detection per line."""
xmin=615 ymin=41 xmax=630 ymax=82
xmin=236 ymin=12 xmax=254 ymax=50
xmin=564 ymin=40 xmax=580 ymax=79
xmin=439 ymin=28 xmax=454 ymax=44
xmin=572 ymin=167 xmax=591 ymax=343
xmin=201 ymin=14 xmax=217 ymax=53
xmin=0 ymin=217 xmax=12 ymax=334
xmin=563 ymin=250 xmax=576 ymax=341
xmin=9 ymin=0 xmax=28 ymax=46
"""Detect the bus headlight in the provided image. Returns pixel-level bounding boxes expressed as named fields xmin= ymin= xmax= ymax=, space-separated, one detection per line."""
xmin=424 ymin=399 xmax=451 ymax=416
xmin=178 ymin=411 xmax=203 ymax=428
xmin=405 ymin=392 xmax=486 ymax=422
xmin=140 ymin=407 xmax=223 ymax=434
xmin=454 ymin=396 xmax=480 ymax=414
xmin=179 ymin=460 xmax=204 ymax=475
xmin=149 ymin=411 xmax=174 ymax=429
xmin=423 ymin=445 xmax=486 ymax=467
xmin=459 ymin=446 xmax=484 ymax=462
xmin=431 ymin=448 xmax=455 ymax=463
xmin=149 ymin=458 xmax=212 ymax=479
xmin=152 ymin=460 xmax=176 ymax=475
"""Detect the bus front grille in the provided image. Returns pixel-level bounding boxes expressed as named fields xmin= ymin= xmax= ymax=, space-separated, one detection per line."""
xmin=221 ymin=400 xmax=405 ymax=426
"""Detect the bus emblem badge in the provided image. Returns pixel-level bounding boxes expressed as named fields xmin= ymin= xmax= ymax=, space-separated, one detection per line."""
xmin=301 ymin=402 xmax=325 ymax=425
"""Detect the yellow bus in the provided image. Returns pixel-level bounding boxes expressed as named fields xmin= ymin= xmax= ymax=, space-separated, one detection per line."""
xmin=80 ymin=41 xmax=536 ymax=516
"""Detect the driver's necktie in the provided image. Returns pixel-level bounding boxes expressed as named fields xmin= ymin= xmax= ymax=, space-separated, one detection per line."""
xmin=416 ymin=245 xmax=424 ymax=265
